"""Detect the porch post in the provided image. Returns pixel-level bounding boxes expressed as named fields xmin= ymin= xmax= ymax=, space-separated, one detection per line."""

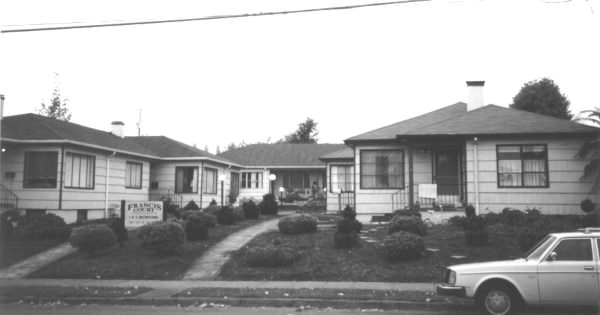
xmin=407 ymin=143 xmax=414 ymax=208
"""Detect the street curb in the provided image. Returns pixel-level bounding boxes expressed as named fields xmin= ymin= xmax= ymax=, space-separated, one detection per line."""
xmin=0 ymin=296 xmax=475 ymax=311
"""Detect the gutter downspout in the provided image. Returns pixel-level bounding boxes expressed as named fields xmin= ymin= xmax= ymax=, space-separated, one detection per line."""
xmin=472 ymin=137 xmax=480 ymax=215
xmin=199 ymin=161 xmax=204 ymax=207
xmin=58 ymin=145 xmax=65 ymax=210
xmin=105 ymin=152 xmax=116 ymax=218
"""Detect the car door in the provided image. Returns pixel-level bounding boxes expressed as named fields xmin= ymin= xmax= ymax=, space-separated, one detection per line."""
xmin=537 ymin=237 xmax=598 ymax=305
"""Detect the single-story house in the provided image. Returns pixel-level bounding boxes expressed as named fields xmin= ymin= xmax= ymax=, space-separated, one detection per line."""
xmin=217 ymin=143 xmax=347 ymax=201
xmin=321 ymin=81 xmax=600 ymax=216
xmin=0 ymin=114 xmax=243 ymax=223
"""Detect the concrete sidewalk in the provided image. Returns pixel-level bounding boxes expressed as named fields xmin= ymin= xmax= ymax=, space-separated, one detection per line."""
xmin=0 ymin=243 xmax=76 ymax=279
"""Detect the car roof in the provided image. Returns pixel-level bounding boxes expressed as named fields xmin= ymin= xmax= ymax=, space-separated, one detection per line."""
xmin=551 ymin=228 xmax=600 ymax=238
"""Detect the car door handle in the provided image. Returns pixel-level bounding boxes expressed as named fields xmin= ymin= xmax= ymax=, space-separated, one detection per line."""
xmin=583 ymin=266 xmax=594 ymax=271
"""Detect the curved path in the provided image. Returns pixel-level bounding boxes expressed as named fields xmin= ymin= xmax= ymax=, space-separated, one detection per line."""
xmin=182 ymin=216 xmax=282 ymax=280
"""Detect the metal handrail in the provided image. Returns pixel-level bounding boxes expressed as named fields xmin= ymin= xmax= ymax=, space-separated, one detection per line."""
xmin=0 ymin=184 xmax=18 ymax=209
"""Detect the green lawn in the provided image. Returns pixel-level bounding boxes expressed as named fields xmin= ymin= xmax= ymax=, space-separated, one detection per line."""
xmin=28 ymin=216 xmax=279 ymax=280
xmin=0 ymin=239 xmax=65 ymax=268
xmin=218 ymin=223 xmax=526 ymax=282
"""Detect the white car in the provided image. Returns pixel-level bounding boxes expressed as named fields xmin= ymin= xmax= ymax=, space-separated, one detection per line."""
xmin=436 ymin=227 xmax=600 ymax=315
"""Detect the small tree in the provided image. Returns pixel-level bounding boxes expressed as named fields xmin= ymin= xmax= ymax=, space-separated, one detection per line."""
xmin=39 ymin=87 xmax=72 ymax=121
xmin=283 ymin=118 xmax=319 ymax=143
xmin=510 ymin=78 xmax=572 ymax=120
xmin=575 ymin=107 xmax=600 ymax=193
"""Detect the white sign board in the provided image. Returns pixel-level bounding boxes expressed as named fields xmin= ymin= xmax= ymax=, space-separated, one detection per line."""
xmin=418 ymin=184 xmax=437 ymax=199
xmin=125 ymin=201 xmax=163 ymax=228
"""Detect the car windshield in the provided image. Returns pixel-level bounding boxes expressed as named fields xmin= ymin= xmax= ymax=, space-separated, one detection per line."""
xmin=525 ymin=235 xmax=556 ymax=260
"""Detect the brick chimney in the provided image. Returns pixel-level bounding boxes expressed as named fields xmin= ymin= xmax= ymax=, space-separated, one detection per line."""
xmin=111 ymin=121 xmax=124 ymax=138
xmin=466 ymin=81 xmax=485 ymax=111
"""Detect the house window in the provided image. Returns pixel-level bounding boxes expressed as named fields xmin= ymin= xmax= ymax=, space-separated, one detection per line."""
xmin=77 ymin=210 xmax=88 ymax=223
xmin=175 ymin=167 xmax=198 ymax=193
xmin=65 ymin=152 xmax=95 ymax=189
xmin=330 ymin=165 xmax=354 ymax=192
xmin=203 ymin=167 xmax=218 ymax=194
xmin=125 ymin=161 xmax=143 ymax=189
xmin=360 ymin=150 xmax=404 ymax=189
xmin=23 ymin=151 xmax=58 ymax=188
xmin=497 ymin=144 xmax=548 ymax=188
xmin=282 ymin=172 xmax=310 ymax=190
xmin=241 ymin=172 xmax=263 ymax=189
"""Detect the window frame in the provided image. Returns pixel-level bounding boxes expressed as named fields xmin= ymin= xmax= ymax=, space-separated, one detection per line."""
xmin=125 ymin=161 xmax=143 ymax=189
xmin=359 ymin=149 xmax=405 ymax=190
xmin=23 ymin=151 xmax=59 ymax=189
xmin=496 ymin=144 xmax=549 ymax=188
xmin=202 ymin=167 xmax=218 ymax=194
xmin=546 ymin=238 xmax=594 ymax=262
xmin=240 ymin=171 xmax=263 ymax=189
xmin=175 ymin=166 xmax=199 ymax=194
xmin=64 ymin=152 xmax=96 ymax=190
xmin=329 ymin=164 xmax=354 ymax=192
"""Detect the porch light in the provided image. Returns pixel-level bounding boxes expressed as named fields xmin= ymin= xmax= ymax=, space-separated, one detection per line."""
xmin=269 ymin=174 xmax=276 ymax=195
xmin=218 ymin=174 xmax=226 ymax=182
xmin=269 ymin=174 xmax=276 ymax=181
xmin=1 ymin=148 xmax=5 ymax=152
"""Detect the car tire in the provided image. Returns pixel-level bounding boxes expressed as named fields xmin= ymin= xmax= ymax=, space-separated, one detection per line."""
xmin=476 ymin=283 xmax=521 ymax=315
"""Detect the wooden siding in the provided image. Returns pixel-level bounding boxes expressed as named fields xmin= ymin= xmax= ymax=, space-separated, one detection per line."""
xmin=466 ymin=137 xmax=598 ymax=215
xmin=237 ymin=169 xmax=270 ymax=202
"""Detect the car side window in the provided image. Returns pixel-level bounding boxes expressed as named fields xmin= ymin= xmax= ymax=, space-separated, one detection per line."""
xmin=551 ymin=239 xmax=593 ymax=261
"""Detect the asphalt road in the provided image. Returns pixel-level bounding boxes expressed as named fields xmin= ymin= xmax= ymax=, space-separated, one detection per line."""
xmin=0 ymin=303 xmax=597 ymax=315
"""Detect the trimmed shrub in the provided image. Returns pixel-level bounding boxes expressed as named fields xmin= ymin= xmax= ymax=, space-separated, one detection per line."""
xmin=334 ymin=231 xmax=358 ymax=249
xmin=336 ymin=218 xmax=362 ymax=234
xmin=381 ymin=231 xmax=424 ymax=261
xmin=245 ymin=243 xmax=296 ymax=267
xmin=388 ymin=215 xmax=427 ymax=236
xmin=137 ymin=221 xmax=185 ymax=255
xmin=203 ymin=205 xmax=220 ymax=216
xmin=70 ymin=224 xmax=117 ymax=256
xmin=463 ymin=215 xmax=485 ymax=231
xmin=482 ymin=212 xmax=502 ymax=226
xmin=165 ymin=203 xmax=180 ymax=218
xmin=448 ymin=215 xmax=467 ymax=228
xmin=278 ymin=215 xmax=317 ymax=235
xmin=259 ymin=193 xmax=278 ymax=215
xmin=465 ymin=229 xmax=489 ymax=246
xmin=70 ymin=217 xmax=127 ymax=247
xmin=341 ymin=205 xmax=356 ymax=220
xmin=183 ymin=200 xmax=201 ymax=211
xmin=180 ymin=209 xmax=201 ymax=220
xmin=185 ymin=215 xmax=210 ymax=241
xmin=500 ymin=208 xmax=526 ymax=226
xmin=580 ymin=213 xmax=600 ymax=228
xmin=233 ymin=206 xmax=245 ymax=222
xmin=465 ymin=205 xmax=476 ymax=218
xmin=22 ymin=213 xmax=71 ymax=240
xmin=216 ymin=206 xmax=235 ymax=225
xmin=580 ymin=198 xmax=596 ymax=214
xmin=242 ymin=200 xmax=260 ymax=220
xmin=209 ymin=199 xmax=218 ymax=207
xmin=517 ymin=217 xmax=575 ymax=251
xmin=392 ymin=209 xmax=421 ymax=219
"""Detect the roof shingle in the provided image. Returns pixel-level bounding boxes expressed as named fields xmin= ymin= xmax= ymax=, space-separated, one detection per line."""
xmin=218 ymin=143 xmax=347 ymax=167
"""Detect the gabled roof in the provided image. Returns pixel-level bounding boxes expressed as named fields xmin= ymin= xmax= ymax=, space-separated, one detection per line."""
xmin=405 ymin=105 xmax=599 ymax=136
xmin=346 ymin=102 xmax=467 ymax=142
xmin=346 ymin=103 xmax=599 ymax=142
xmin=126 ymin=136 xmax=234 ymax=164
xmin=218 ymin=143 xmax=347 ymax=168
xmin=319 ymin=146 xmax=353 ymax=161
xmin=1 ymin=114 xmax=236 ymax=165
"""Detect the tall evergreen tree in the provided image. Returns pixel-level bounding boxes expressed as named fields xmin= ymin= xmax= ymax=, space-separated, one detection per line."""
xmin=39 ymin=87 xmax=71 ymax=121
xmin=283 ymin=118 xmax=319 ymax=143
xmin=510 ymin=78 xmax=572 ymax=119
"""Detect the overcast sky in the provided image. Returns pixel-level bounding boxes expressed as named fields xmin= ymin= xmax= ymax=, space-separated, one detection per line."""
xmin=1 ymin=0 xmax=598 ymax=153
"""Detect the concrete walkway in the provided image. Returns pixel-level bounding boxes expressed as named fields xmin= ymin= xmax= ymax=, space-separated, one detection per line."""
xmin=0 ymin=243 xmax=76 ymax=279
xmin=182 ymin=217 xmax=282 ymax=280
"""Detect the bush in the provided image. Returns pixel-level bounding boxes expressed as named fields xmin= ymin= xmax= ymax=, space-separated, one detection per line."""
xmin=185 ymin=215 xmax=210 ymax=241
xmin=465 ymin=229 xmax=489 ymax=246
xmin=70 ymin=217 xmax=127 ymax=247
xmin=336 ymin=218 xmax=362 ymax=234
xmin=70 ymin=224 xmax=117 ymax=256
xmin=233 ymin=206 xmax=245 ymax=222
xmin=580 ymin=198 xmax=596 ymax=214
xmin=482 ymin=212 xmax=502 ymax=226
xmin=245 ymin=243 xmax=296 ymax=267
xmin=22 ymin=213 xmax=71 ymax=240
xmin=517 ymin=217 xmax=575 ymax=251
xmin=341 ymin=205 xmax=356 ymax=220
xmin=165 ymin=202 xmax=180 ymax=218
xmin=580 ymin=213 xmax=600 ymax=228
xmin=278 ymin=215 xmax=317 ymax=235
xmin=465 ymin=205 xmax=476 ymax=218
xmin=392 ymin=209 xmax=421 ymax=219
xmin=0 ymin=210 xmax=22 ymax=239
xmin=183 ymin=200 xmax=201 ymax=211
xmin=282 ymin=191 xmax=308 ymax=203
xmin=388 ymin=215 xmax=427 ymax=236
xmin=334 ymin=231 xmax=359 ymax=249
xmin=137 ymin=221 xmax=185 ymax=255
xmin=242 ymin=200 xmax=260 ymax=220
xmin=203 ymin=205 xmax=220 ymax=216
xmin=180 ymin=209 xmax=201 ymax=220
xmin=381 ymin=231 xmax=424 ymax=261
xmin=448 ymin=215 xmax=467 ymax=228
xmin=500 ymin=208 xmax=526 ymax=226
xmin=216 ymin=206 xmax=235 ymax=225
xmin=209 ymin=199 xmax=218 ymax=207
xmin=259 ymin=193 xmax=278 ymax=215
xmin=463 ymin=216 xmax=485 ymax=231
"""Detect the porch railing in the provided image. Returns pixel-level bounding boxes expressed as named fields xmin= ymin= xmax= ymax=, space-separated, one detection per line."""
xmin=391 ymin=184 xmax=463 ymax=212
xmin=338 ymin=191 xmax=355 ymax=211
xmin=0 ymin=184 xmax=18 ymax=210
xmin=149 ymin=189 xmax=183 ymax=208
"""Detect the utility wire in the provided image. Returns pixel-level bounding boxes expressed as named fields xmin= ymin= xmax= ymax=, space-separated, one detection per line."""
xmin=1 ymin=0 xmax=430 ymax=33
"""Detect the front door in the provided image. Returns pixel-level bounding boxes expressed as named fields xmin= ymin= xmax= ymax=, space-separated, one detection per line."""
xmin=434 ymin=148 xmax=460 ymax=195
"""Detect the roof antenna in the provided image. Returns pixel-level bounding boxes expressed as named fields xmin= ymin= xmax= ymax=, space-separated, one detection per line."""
xmin=136 ymin=109 xmax=142 ymax=136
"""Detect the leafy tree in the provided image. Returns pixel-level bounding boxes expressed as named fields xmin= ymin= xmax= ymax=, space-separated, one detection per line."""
xmin=575 ymin=107 xmax=600 ymax=193
xmin=510 ymin=78 xmax=572 ymax=120
xmin=39 ymin=88 xmax=71 ymax=121
xmin=283 ymin=117 xmax=319 ymax=143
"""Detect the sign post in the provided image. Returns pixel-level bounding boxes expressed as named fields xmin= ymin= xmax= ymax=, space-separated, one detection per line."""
xmin=124 ymin=201 xmax=163 ymax=228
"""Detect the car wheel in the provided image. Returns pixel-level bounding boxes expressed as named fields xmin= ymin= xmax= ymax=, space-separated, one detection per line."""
xmin=476 ymin=284 xmax=520 ymax=315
